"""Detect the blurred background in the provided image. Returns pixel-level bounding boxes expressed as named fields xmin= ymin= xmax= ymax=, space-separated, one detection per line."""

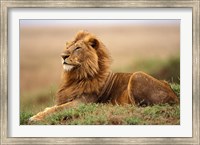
xmin=20 ymin=20 xmax=180 ymax=113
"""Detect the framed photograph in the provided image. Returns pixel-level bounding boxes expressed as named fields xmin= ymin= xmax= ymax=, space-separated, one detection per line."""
xmin=1 ymin=0 xmax=199 ymax=144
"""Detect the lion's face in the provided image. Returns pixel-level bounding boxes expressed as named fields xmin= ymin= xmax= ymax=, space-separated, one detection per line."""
xmin=61 ymin=40 xmax=87 ymax=71
xmin=61 ymin=32 xmax=100 ymax=77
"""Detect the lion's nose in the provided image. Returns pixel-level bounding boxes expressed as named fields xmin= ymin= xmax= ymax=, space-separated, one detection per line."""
xmin=61 ymin=53 xmax=70 ymax=60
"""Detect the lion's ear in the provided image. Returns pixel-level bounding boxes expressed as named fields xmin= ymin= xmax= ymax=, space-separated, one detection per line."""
xmin=87 ymin=37 xmax=99 ymax=49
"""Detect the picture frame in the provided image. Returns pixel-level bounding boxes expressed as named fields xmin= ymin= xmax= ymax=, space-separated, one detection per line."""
xmin=0 ymin=0 xmax=199 ymax=144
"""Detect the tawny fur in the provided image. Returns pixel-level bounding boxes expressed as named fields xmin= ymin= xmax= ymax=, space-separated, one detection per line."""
xmin=29 ymin=30 xmax=179 ymax=122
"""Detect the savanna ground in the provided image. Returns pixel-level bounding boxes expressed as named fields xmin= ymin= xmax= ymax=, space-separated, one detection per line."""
xmin=20 ymin=20 xmax=180 ymax=125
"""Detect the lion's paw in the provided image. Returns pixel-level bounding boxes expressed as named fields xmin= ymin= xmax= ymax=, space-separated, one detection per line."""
xmin=28 ymin=116 xmax=42 ymax=124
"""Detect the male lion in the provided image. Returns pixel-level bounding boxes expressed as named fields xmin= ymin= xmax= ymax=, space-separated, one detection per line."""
xmin=29 ymin=30 xmax=179 ymax=122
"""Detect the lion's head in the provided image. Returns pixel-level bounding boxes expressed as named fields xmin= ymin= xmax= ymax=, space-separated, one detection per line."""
xmin=61 ymin=30 xmax=111 ymax=79
xmin=56 ymin=31 xmax=112 ymax=105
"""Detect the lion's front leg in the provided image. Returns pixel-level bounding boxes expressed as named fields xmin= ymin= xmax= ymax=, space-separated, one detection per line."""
xmin=29 ymin=99 xmax=81 ymax=123
xmin=29 ymin=105 xmax=57 ymax=122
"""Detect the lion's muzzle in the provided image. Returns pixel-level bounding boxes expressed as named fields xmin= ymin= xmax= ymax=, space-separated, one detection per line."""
xmin=61 ymin=53 xmax=70 ymax=62
xmin=60 ymin=53 xmax=74 ymax=71
xmin=61 ymin=53 xmax=70 ymax=65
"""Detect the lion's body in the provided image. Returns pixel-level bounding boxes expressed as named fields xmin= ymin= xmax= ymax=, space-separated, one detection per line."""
xmin=29 ymin=31 xmax=179 ymax=122
xmin=98 ymin=72 xmax=178 ymax=106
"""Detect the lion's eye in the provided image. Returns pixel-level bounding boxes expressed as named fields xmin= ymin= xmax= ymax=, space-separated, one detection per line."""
xmin=75 ymin=47 xmax=81 ymax=51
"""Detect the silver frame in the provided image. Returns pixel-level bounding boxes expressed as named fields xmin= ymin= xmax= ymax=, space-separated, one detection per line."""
xmin=1 ymin=0 xmax=199 ymax=144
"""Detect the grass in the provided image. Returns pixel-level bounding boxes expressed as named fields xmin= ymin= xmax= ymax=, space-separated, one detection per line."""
xmin=114 ymin=56 xmax=180 ymax=84
xmin=21 ymin=83 xmax=180 ymax=125
xmin=170 ymin=83 xmax=180 ymax=98
xmin=153 ymin=57 xmax=180 ymax=84
xmin=20 ymin=85 xmax=57 ymax=114
xmin=20 ymin=112 xmax=34 ymax=125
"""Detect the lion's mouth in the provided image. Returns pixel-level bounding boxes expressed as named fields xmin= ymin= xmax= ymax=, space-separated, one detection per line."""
xmin=63 ymin=63 xmax=74 ymax=71
xmin=63 ymin=61 xmax=71 ymax=65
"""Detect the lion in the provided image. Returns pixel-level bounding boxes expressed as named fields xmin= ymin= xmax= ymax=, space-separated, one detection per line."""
xmin=29 ymin=30 xmax=179 ymax=122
